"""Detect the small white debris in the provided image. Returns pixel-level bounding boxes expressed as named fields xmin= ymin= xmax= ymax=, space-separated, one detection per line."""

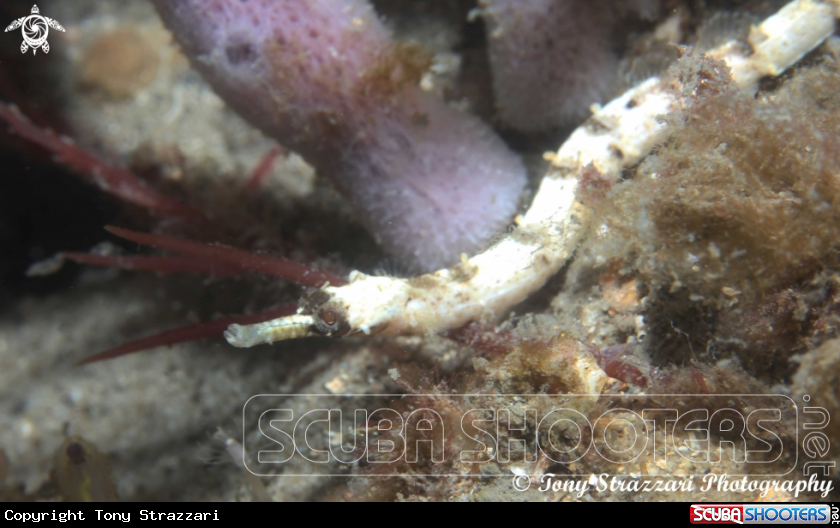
xmin=25 ymin=253 xmax=65 ymax=277
xmin=511 ymin=466 xmax=529 ymax=478
xmin=325 ymin=376 xmax=345 ymax=394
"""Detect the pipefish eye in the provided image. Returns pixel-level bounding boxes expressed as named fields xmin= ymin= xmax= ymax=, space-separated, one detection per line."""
xmin=320 ymin=307 xmax=338 ymax=326
xmin=314 ymin=306 xmax=348 ymax=336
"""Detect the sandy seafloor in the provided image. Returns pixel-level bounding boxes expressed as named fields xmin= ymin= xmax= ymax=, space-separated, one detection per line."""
xmin=1 ymin=0 xmax=839 ymax=502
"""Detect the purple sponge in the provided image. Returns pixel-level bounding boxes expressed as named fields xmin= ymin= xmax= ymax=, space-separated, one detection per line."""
xmin=151 ymin=0 xmax=527 ymax=272
xmin=480 ymin=0 xmax=617 ymax=132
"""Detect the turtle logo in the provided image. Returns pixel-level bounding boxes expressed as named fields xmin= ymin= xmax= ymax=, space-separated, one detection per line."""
xmin=5 ymin=5 xmax=64 ymax=55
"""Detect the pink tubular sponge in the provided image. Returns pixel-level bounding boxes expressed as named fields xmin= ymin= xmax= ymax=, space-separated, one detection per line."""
xmin=480 ymin=0 xmax=617 ymax=132
xmin=151 ymin=0 xmax=527 ymax=272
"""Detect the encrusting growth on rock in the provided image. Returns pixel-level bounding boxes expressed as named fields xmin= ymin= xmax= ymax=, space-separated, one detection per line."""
xmin=79 ymin=28 xmax=161 ymax=100
xmin=584 ymin=44 xmax=840 ymax=372
xmin=792 ymin=337 xmax=840 ymax=471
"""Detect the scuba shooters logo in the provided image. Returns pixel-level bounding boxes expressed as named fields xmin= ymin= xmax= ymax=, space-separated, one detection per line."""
xmin=690 ymin=504 xmax=831 ymax=524
xmin=4 ymin=5 xmax=64 ymax=55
